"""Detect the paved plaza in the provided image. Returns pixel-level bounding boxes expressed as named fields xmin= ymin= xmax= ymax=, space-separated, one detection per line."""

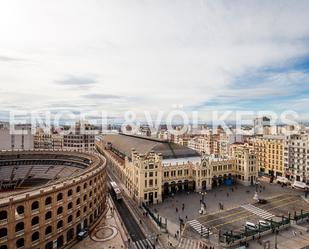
xmin=150 ymin=181 xmax=303 ymax=236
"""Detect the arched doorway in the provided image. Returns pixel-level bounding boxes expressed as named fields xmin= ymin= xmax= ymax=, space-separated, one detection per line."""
xmin=171 ymin=182 xmax=176 ymax=194
xmin=184 ymin=180 xmax=189 ymax=191
xmin=177 ymin=181 xmax=183 ymax=192
xmin=202 ymin=180 xmax=207 ymax=191
xmin=212 ymin=176 xmax=218 ymax=188
xmin=218 ymin=175 xmax=223 ymax=186
xmin=163 ymin=182 xmax=169 ymax=196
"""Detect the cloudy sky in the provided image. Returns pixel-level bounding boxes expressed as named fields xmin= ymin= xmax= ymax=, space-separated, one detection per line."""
xmin=0 ymin=0 xmax=308 ymax=121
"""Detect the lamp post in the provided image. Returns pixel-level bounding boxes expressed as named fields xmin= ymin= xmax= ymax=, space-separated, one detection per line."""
xmin=199 ymin=191 xmax=207 ymax=214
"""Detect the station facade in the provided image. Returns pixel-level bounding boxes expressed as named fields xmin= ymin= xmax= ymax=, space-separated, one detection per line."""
xmin=98 ymin=134 xmax=258 ymax=204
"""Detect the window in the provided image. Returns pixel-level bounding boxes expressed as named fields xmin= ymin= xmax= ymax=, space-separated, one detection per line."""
xmin=15 ymin=222 xmax=24 ymax=232
xmin=45 ymin=211 xmax=52 ymax=220
xmin=67 ymin=189 xmax=73 ymax=197
xmin=45 ymin=197 xmax=52 ymax=206
xmin=68 ymin=202 xmax=73 ymax=210
xmin=0 ymin=210 xmax=7 ymax=220
xmin=16 ymin=205 xmax=24 ymax=215
xmin=16 ymin=238 xmax=24 ymax=249
xmin=76 ymin=186 xmax=81 ymax=193
xmin=57 ymin=193 xmax=63 ymax=202
xmin=76 ymin=210 xmax=81 ymax=218
xmin=31 ymin=201 xmax=39 ymax=210
xmin=76 ymin=198 xmax=80 ymax=205
xmin=45 ymin=226 xmax=52 ymax=235
xmin=57 ymin=207 xmax=63 ymax=215
xmin=32 ymin=231 xmax=39 ymax=242
xmin=84 ymin=182 xmax=87 ymax=189
xmin=67 ymin=215 xmax=73 ymax=223
xmin=57 ymin=220 xmax=63 ymax=229
xmin=0 ymin=228 xmax=7 ymax=238
xmin=31 ymin=216 xmax=39 ymax=226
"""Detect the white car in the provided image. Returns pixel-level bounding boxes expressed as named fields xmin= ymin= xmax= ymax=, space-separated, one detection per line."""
xmin=259 ymin=220 xmax=271 ymax=227
xmin=245 ymin=221 xmax=258 ymax=231
xmin=276 ymin=176 xmax=291 ymax=185
xmin=292 ymin=181 xmax=309 ymax=190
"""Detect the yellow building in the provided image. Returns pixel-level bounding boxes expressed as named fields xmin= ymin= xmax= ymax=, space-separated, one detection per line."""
xmin=250 ymin=136 xmax=284 ymax=177
xmin=229 ymin=143 xmax=258 ymax=185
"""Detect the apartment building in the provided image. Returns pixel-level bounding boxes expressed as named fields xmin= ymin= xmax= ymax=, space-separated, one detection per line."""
xmin=250 ymin=136 xmax=285 ymax=177
xmin=63 ymin=123 xmax=95 ymax=152
xmin=284 ymin=134 xmax=309 ymax=182
xmin=34 ymin=129 xmax=63 ymax=150
xmin=229 ymin=142 xmax=258 ymax=185
xmin=188 ymin=132 xmax=229 ymax=157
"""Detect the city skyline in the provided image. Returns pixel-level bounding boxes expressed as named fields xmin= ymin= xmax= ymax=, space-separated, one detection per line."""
xmin=0 ymin=0 xmax=308 ymax=121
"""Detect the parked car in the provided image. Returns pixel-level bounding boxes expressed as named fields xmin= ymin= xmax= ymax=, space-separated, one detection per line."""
xmin=245 ymin=221 xmax=258 ymax=231
xmin=259 ymin=220 xmax=271 ymax=228
xmin=77 ymin=229 xmax=88 ymax=240
xmin=275 ymin=176 xmax=291 ymax=185
xmin=292 ymin=181 xmax=309 ymax=190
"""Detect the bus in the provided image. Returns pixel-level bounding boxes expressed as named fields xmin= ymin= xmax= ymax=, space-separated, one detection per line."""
xmin=110 ymin=181 xmax=122 ymax=200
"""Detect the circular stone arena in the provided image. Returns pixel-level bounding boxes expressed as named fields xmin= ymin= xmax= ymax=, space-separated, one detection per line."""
xmin=0 ymin=150 xmax=107 ymax=249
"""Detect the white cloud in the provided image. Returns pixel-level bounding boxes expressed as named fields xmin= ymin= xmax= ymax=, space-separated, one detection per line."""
xmin=0 ymin=0 xmax=308 ymax=118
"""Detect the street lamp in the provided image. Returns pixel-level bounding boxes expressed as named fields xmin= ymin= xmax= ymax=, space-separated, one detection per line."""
xmin=199 ymin=191 xmax=207 ymax=214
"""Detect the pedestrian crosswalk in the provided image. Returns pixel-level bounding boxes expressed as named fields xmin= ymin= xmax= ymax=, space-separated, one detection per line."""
xmin=241 ymin=204 xmax=274 ymax=219
xmin=131 ymin=239 xmax=153 ymax=249
xmin=177 ymin=238 xmax=201 ymax=249
xmin=187 ymin=219 xmax=210 ymax=237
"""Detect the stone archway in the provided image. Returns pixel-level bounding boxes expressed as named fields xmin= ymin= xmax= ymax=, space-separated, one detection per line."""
xmin=212 ymin=176 xmax=218 ymax=188
xmin=202 ymin=180 xmax=207 ymax=191
xmin=163 ymin=182 xmax=169 ymax=196
xmin=171 ymin=181 xmax=176 ymax=194
xmin=177 ymin=181 xmax=183 ymax=192
xmin=184 ymin=180 xmax=189 ymax=191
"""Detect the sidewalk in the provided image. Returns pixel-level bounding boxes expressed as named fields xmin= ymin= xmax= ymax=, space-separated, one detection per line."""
xmin=73 ymin=197 xmax=128 ymax=249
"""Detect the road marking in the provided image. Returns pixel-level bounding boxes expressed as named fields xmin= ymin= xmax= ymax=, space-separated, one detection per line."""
xmin=132 ymin=239 xmax=153 ymax=249
xmin=199 ymin=195 xmax=296 ymax=226
xmin=187 ymin=219 xmax=210 ymax=236
xmin=213 ymin=197 xmax=298 ymax=229
xmin=241 ymin=204 xmax=274 ymax=219
xmin=177 ymin=238 xmax=200 ymax=249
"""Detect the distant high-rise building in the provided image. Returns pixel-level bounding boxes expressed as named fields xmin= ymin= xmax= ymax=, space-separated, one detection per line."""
xmin=0 ymin=124 xmax=34 ymax=150
xmin=254 ymin=116 xmax=271 ymax=135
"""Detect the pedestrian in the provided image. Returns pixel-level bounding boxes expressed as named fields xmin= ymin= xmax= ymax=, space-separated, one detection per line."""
xmin=186 ymin=215 xmax=188 ymax=220
xmin=176 ymin=207 xmax=178 ymax=212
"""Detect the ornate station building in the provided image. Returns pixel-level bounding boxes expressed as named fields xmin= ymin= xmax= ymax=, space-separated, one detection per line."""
xmin=97 ymin=134 xmax=257 ymax=204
